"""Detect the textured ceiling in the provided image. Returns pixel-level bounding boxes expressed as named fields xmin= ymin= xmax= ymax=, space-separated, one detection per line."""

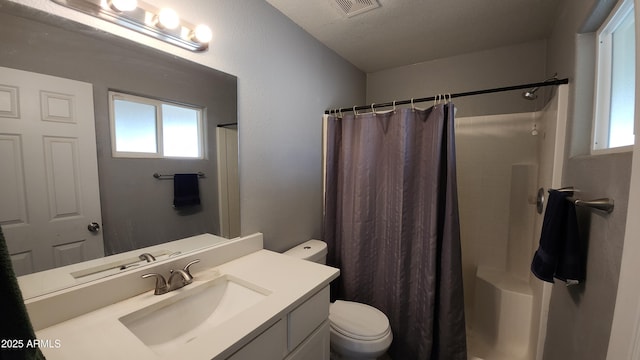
xmin=266 ymin=0 xmax=561 ymax=73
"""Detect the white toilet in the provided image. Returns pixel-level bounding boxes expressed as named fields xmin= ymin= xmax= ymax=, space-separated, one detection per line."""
xmin=284 ymin=240 xmax=393 ymax=360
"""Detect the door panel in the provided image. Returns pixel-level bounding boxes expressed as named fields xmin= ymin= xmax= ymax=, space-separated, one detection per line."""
xmin=0 ymin=134 xmax=27 ymax=225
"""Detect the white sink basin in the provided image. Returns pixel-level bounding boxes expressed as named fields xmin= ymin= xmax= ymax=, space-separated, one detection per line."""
xmin=119 ymin=275 xmax=270 ymax=355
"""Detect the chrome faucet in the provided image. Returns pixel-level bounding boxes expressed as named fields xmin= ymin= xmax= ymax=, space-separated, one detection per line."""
xmin=141 ymin=272 xmax=169 ymax=295
xmin=141 ymin=259 xmax=200 ymax=295
xmin=168 ymin=269 xmax=193 ymax=291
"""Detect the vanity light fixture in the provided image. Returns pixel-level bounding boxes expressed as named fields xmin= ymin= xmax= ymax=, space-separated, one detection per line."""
xmin=50 ymin=0 xmax=212 ymax=52
xmin=108 ymin=0 xmax=137 ymax=12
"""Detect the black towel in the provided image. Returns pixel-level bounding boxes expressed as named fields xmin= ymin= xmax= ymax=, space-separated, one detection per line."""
xmin=0 ymin=226 xmax=46 ymax=360
xmin=173 ymin=173 xmax=201 ymax=208
xmin=531 ymin=189 xmax=584 ymax=284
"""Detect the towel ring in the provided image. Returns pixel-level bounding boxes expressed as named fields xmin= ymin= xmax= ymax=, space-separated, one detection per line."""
xmin=536 ymin=187 xmax=545 ymax=214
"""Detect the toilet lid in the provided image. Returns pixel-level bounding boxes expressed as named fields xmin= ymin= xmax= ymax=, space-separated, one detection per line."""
xmin=329 ymin=300 xmax=390 ymax=341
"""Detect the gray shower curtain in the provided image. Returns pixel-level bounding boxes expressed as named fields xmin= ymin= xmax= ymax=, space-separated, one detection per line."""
xmin=323 ymin=104 xmax=467 ymax=359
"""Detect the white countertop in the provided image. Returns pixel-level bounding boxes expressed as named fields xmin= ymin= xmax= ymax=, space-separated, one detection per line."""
xmin=36 ymin=249 xmax=339 ymax=360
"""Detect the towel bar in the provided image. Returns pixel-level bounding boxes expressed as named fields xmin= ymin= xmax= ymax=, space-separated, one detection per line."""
xmin=153 ymin=172 xmax=205 ymax=180
xmin=567 ymin=197 xmax=614 ymax=213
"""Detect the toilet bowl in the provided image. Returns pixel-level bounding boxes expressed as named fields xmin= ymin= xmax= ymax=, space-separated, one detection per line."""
xmin=329 ymin=300 xmax=393 ymax=360
xmin=284 ymin=240 xmax=393 ymax=360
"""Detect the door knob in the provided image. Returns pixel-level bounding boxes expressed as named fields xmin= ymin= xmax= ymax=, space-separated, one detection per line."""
xmin=87 ymin=222 xmax=101 ymax=233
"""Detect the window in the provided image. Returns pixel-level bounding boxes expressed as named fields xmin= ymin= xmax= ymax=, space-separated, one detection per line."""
xmin=593 ymin=0 xmax=635 ymax=152
xmin=109 ymin=91 xmax=204 ymax=158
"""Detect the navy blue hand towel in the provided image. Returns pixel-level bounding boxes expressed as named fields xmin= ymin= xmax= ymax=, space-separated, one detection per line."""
xmin=531 ymin=189 xmax=584 ymax=284
xmin=173 ymin=173 xmax=201 ymax=208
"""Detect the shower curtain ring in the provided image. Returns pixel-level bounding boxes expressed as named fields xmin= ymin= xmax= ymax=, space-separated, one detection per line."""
xmin=353 ymin=105 xmax=358 ymax=115
xmin=411 ymin=98 xmax=415 ymax=111
xmin=393 ymin=100 xmax=397 ymax=112
xmin=371 ymin=103 xmax=376 ymax=115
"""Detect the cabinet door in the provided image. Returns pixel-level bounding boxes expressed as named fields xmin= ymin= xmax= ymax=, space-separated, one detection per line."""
xmin=227 ymin=320 xmax=286 ymax=360
xmin=285 ymin=321 xmax=330 ymax=360
xmin=288 ymin=286 xmax=330 ymax=350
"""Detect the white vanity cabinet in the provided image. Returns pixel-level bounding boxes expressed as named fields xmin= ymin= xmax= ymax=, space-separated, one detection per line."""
xmin=226 ymin=286 xmax=331 ymax=360
xmin=31 ymin=238 xmax=340 ymax=360
xmin=285 ymin=321 xmax=330 ymax=360
xmin=226 ymin=320 xmax=287 ymax=360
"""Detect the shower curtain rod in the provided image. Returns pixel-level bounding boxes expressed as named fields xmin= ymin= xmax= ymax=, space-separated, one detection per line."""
xmin=324 ymin=78 xmax=569 ymax=114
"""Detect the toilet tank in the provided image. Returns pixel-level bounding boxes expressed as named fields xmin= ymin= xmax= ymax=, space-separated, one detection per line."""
xmin=283 ymin=240 xmax=327 ymax=264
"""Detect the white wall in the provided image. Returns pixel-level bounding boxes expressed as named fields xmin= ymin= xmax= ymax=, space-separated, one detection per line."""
xmin=9 ymin=0 xmax=366 ymax=252
xmin=455 ymin=112 xmax=538 ymax=319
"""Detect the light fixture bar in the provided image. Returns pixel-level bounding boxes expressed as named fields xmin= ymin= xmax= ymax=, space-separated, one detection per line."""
xmin=50 ymin=0 xmax=210 ymax=52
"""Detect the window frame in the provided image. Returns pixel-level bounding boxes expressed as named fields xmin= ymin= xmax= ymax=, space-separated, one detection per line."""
xmin=592 ymin=0 xmax=636 ymax=154
xmin=108 ymin=91 xmax=205 ymax=159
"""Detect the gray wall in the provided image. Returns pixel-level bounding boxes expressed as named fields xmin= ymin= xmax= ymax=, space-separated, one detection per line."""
xmin=542 ymin=1 xmax=631 ymax=359
xmin=366 ymin=40 xmax=549 ymax=116
xmin=0 ymin=5 xmax=237 ymax=254
xmin=199 ymin=1 xmax=366 ymax=252
xmin=6 ymin=0 xmax=367 ymax=253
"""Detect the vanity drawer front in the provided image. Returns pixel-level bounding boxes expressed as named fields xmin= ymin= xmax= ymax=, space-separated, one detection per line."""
xmin=227 ymin=320 xmax=286 ymax=360
xmin=285 ymin=320 xmax=330 ymax=360
xmin=287 ymin=286 xmax=330 ymax=351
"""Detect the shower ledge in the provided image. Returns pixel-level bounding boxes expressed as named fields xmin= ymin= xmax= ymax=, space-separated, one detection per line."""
xmin=476 ymin=266 xmax=533 ymax=295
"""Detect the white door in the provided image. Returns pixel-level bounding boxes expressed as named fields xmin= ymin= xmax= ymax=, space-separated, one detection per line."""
xmin=0 ymin=66 xmax=103 ymax=276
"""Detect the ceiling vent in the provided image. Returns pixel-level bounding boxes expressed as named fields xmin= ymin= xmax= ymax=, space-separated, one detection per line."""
xmin=334 ymin=0 xmax=380 ymax=17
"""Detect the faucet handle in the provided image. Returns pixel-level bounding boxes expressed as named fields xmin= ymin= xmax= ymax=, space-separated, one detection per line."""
xmin=141 ymin=273 xmax=168 ymax=295
xmin=183 ymin=259 xmax=200 ymax=278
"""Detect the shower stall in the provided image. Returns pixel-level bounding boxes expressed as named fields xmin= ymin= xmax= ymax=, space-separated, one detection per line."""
xmin=457 ymin=85 xmax=568 ymax=360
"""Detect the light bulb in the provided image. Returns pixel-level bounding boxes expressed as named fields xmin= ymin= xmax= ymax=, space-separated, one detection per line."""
xmin=192 ymin=24 xmax=213 ymax=43
xmin=109 ymin=0 xmax=137 ymax=12
xmin=157 ymin=8 xmax=180 ymax=30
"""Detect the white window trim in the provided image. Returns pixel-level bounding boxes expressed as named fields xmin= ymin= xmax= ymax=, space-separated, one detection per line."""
xmin=108 ymin=91 xmax=204 ymax=159
xmin=592 ymin=0 xmax=635 ymax=155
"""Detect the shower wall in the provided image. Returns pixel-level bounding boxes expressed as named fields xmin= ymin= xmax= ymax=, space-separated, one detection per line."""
xmin=456 ymin=85 xmax=568 ymax=360
xmin=456 ymin=112 xmax=539 ymax=320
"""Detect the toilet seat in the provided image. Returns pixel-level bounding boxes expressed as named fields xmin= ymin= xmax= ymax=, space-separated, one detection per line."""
xmin=329 ymin=300 xmax=391 ymax=341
